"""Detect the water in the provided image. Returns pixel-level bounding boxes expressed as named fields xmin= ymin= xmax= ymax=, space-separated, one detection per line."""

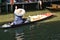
xmin=0 ymin=21 xmax=60 ymax=40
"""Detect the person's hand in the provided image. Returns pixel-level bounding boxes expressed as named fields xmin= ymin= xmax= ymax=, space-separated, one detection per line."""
xmin=10 ymin=22 xmax=14 ymax=25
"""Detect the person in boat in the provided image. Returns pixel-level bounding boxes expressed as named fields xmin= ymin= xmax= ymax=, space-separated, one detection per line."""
xmin=11 ymin=6 xmax=25 ymax=25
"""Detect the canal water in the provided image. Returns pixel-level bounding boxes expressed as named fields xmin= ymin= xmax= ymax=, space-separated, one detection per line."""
xmin=0 ymin=20 xmax=60 ymax=40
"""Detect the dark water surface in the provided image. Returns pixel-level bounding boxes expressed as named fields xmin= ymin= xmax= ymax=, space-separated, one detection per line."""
xmin=0 ymin=20 xmax=60 ymax=40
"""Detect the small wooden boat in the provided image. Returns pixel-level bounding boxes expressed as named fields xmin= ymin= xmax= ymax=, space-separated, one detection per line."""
xmin=0 ymin=13 xmax=53 ymax=28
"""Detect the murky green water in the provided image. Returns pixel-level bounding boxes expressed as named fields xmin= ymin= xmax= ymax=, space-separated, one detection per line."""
xmin=0 ymin=20 xmax=60 ymax=40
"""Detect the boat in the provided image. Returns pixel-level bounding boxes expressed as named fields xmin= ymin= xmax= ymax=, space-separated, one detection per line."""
xmin=0 ymin=13 xmax=54 ymax=28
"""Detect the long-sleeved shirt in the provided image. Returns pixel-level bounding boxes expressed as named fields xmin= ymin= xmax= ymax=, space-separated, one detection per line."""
xmin=13 ymin=15 xmax=23 ymax=25
xmin=12 ymin=8 xmax=25 ymax=25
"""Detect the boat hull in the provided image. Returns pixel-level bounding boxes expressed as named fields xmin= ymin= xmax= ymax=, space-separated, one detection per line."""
xmin=0 ymin=13 xmax=53 ymax=29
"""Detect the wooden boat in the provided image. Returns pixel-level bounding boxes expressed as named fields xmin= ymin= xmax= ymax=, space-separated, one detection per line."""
xmin=0 ymin=13 xmax=53 ymax=28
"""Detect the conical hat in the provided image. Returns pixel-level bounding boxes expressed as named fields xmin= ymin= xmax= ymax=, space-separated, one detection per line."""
xmin=14 ymin=8 xmax=25 ymax=16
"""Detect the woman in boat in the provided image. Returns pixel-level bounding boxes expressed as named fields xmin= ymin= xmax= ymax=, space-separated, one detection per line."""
xmin=11 ymin=6 xmax=25 ymax=25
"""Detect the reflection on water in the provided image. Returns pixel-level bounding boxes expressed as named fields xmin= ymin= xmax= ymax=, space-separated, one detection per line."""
xmin=0 ymin=21 xmax=60 ymax=40
xmin=24 ymin=21 xmax=60 ymax=40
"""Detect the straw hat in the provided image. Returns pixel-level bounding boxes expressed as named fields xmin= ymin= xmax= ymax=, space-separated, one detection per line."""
xmin=14 ymin=8 xmax=25 ymax=16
